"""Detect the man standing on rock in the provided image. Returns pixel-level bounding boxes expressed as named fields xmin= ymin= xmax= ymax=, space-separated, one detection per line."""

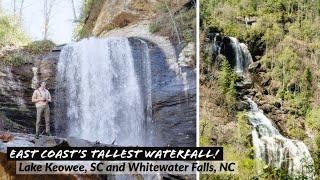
xmin=32 ymin=81 xmax=52 ymax=138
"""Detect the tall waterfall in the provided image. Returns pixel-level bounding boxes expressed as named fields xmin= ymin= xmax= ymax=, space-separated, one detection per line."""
xmin=229 ymin=37 xmax=253 ymax=74
xmin=54 ymin=37 xmax=150 ymax=146
xmin=247 ymin=98 xmax=314 ymax=177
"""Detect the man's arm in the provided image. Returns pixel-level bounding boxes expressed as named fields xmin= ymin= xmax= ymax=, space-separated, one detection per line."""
xmin=47 ymin=90 xmax=52 ymax=102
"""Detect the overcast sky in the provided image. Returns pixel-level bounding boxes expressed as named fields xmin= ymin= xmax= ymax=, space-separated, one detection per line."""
xmin=1 ymin=0 xmax=83 ymax=44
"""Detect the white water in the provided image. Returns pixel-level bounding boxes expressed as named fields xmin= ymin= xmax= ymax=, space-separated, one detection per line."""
xmin=229 ymin=37 xmax=253 ymax=74
xmin=55 ymin=37 xmax=148 ymax=146
xmin=247 ymin=98 xmax=314 ymax=177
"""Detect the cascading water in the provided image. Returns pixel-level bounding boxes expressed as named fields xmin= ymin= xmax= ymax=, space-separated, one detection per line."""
xmin=54 ymin=37 xmax=150 ymax=146
xmin=247 ymin=98 xmax=314 ymax=177
xmin=229 ymin=37 xmax=253 ymax=74
xmin=213 ymin=34 xmax=313 ymax=177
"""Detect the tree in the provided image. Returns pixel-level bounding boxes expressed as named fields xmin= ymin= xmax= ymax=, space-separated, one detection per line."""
xmin=18 ymin=0 xmax=24 ymax=25
xmin=11 ymin=0 xmax=24 ymax=25
xmin=43 ymin=0 xmax=55 ymax=40
xmin=70 ymin=0 xmax=78 ymax=22
xmin=164 ymin=1 xmax=181 ymax=44
xmin=218 ymin=58 xmax=237 ymax=107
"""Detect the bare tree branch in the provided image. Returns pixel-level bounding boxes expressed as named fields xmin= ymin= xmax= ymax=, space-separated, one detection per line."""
xmin=164 ymin=0 xmax=181 ymax=44
xmin=18 ymin=0 xmax=24 ymax=25
xmin=70 ymin=0 xmax=78 ymax=22
xmin=43 ymin=0 xmax=55 ymax=40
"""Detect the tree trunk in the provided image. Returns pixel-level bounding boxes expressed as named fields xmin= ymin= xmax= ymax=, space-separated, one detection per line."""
xmin=164 ymin=1 xmax=181 ymax=44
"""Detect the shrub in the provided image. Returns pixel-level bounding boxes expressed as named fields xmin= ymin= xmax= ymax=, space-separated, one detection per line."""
xmin=199 ymin=119 xmax=214 ymax=146
xmin=306 ymin=108 xmax=320 ymax=132
xmin=149 ymin=21 xmax=161 ymax=33
xmin=25 ymin=40 xmax=55 ymax=55
xmin=236 ymin=112 xmax=251 ymax=145
xmin=218 ymin=58 xmax=237 ymax=107
xmin=0 ymin=15 xmax=30 ymax=47
xmin=1 ymin=54 xmax=31 ymax=67
xmin=73 ymin=0 xmax=105 ymax=40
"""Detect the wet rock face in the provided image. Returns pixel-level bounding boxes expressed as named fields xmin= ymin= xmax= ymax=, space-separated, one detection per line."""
xmin=220 ymin=37 xmax=237 ymax=67
xmin=123 ymin=38 xmax=196 ymax=146
xmin=0 ymin=52 xmax=59 ymax=133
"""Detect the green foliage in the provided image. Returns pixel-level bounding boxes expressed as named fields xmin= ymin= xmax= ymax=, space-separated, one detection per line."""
xmin=1 ymin=53 xmax=31 ymax=67
xmin=236 ymin=112 xmax=250 ymax=145
xmin=209 ymin=143 xmax=259 ymax=179
xmin=200 ymin=112 xmax=258 ymax=179
xmin=73 ymin=0 xmax=93 ymax=40
xmin=288 ymin=20 xmax=320 ymax=42
xmin=218 ymin=58 xmax=237 ymax=106
xmin=301 ymin=66 xmax=313 ymax=97
xmin=25 ymin=40 xmax=55 ymax=55
xmin=306 ymin=108 xmax=320 ymax=132
xmin=74 ymin=0 xmax=105 ymax=40
xmin=262 ymin=45 xmax=313 ymax=116
xmin=273 ymin=47 xmax=299 ymax=86
xmin=201 ymin=0 xmax=320 ymax=178
xmin=74 ymin=24 xmax=91 ymax=40
xmin=199 ymin=119 xmax=214 ymax=146
xmin=149 ymin=21 xmax=161 ymax=33
xmin=286 ymin=115 xmax=306 ymax=140
xmin=314 ymin=135 xmax=320 ymax=175
xmin=259 ymin=166 xmax=292 ymax=179
xmin=0 ymin=13 xmax=30 ymax=47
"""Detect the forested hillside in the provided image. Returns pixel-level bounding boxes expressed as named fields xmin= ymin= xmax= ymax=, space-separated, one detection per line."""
xmin=200 ymin=0 xmax=320 ymax=179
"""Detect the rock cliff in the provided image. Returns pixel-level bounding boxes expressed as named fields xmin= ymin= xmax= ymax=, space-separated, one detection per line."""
xmin=0 ymin=51 xmax=59 ymax=134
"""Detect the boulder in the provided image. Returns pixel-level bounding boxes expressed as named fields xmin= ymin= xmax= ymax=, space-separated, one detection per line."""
xmin=236 ymin=101 xmax=250 ymax=111
xmin=236 ymin=80 xmax=253 ymax=90
xmin=248 ymin=61 xmax=261 ymax=73
xmin=261 ymin=103 xmax=274 ymax=113
xmin=178 ymin=43 xmax=195 ymax=68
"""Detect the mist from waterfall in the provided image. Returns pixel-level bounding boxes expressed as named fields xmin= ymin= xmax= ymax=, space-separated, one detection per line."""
xmin=247 ymin=98 xmax=314 ymax=178
xmin=54 ymin=37 xmax=150 ymax=146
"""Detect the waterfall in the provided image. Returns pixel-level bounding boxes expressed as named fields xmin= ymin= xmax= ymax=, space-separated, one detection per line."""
xmin=246 ymin=98 xmax=314 ymax=178
xmin=54 ymin=37 xmax=150 ymax=146
xmin=228 ymin=37 xmax=253 ymax=74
